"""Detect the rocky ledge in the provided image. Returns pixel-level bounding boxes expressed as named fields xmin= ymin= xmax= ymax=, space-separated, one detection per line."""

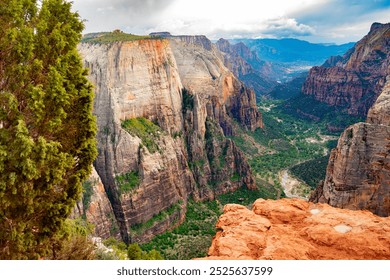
xmin=201 ymin=198 xmax=390 ymax=260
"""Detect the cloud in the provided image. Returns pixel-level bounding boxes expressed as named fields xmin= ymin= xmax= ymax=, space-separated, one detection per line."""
xmin=72 ymin=0 xmax=176 ymax=33
xmin=262 ymin=18 xmax=316 ymax=38
xmin=289 ymin=0 xmax=390 ymax=42
xmin=72 ymin=0 xmax=390 ymax=43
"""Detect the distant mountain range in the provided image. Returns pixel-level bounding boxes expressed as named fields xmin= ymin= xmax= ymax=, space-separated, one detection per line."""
xmin=230 ymin=38 xmax=355 ymax=65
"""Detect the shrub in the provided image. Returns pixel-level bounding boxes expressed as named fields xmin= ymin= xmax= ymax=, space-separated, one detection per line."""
xmin=121 ymin=117 xmax=162 ymax=153
xmin=115 ymin=171 xmax=140 ymax=194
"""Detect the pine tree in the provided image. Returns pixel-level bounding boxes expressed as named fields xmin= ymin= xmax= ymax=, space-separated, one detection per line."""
xmin=0 ymin=0 xmax=97 ymax=259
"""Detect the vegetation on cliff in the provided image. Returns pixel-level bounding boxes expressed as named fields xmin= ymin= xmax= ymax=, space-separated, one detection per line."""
xmin=122 ymin=117 xmax=162 ymax=153
xmin=81 ymin=30 xmax=153 ymax=44
xmin=0 ymin=0 xmax=97 ymax=259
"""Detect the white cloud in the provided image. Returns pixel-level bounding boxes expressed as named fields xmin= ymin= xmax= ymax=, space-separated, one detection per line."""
xmin=71 ymin=0 xmax=389 ymax=43
xmin=262 ymin=18 xmax=316 ymax=37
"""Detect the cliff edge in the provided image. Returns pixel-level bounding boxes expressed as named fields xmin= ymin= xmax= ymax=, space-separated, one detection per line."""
xmin=201 ymin=198 xmax=390 ymax=260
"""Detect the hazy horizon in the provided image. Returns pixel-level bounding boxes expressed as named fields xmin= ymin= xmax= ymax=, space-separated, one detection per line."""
xmin=72 ymin=0 xmax=390 ymax=44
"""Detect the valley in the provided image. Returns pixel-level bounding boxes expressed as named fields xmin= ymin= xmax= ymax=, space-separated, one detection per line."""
xmin=76 ymin=23 xmax=390 ymax=260
xmin=2 ymin=0 xmax=389 ymax=261
xmin=137 ymin=97 xmax=347 ymax=259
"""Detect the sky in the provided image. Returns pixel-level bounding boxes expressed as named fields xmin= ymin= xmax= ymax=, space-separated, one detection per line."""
xmin=71 ymin=0 xmax=390 ymax=44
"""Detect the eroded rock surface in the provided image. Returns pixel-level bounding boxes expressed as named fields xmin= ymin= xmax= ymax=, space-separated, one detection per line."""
xmin=302 ymin=22 xmax=390 ymax=116
xmin=202 ymin=198 xmax=390 ymax=260
xmin=310 ymin=79 xmax=390 ymax=216
xmin=78 ymin=36 xmax=261 ymax=243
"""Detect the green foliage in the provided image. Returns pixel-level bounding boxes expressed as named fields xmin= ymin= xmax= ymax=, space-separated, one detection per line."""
xmin=127 ymin=243 xmax=163 ymax=260
xmin=95 ymin=237 xmax=127 ymax=260
xmin=140 ymin=200 xmax=222 ymax=260
xmin=130 ymin=202 xmax=182 ymax=234
xmin=280 ymin=94 xmax=363 ymax=134
xmin=82 ymin=180 xmax=94 ymax=212
xmin=103 ymin=237 xmax=127 ymax=251
xmin=121 ymin=117 xmax=161 ymax=153
xmin=140 ymin=184 xmax=281 ymax=260
xmin=95 ymin=238 xmax=163 ymax=260
xmin=81 ymin=31 xmax=152 ymax=44
xmin=182 ymin=88 xmax=194 ymax=112
xmin=0 ymin=0 xmax=97 ymax=259
xmin=290 ymin=156 xmax=330 ymax=188
xmin=230 ymin=172 xmax=240 ymax=182
xmin=47 ymin=218 xmax=96 ymax=260
xmin=115 ymin=171 xmax=140 ymax=194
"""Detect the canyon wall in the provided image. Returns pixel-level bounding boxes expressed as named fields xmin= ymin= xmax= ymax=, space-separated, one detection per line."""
xmin=302 ymin=22 xmax=390 ymax=116
xmin=310 ymin=78 xmax=390 ymax=216
xmin=77 ymin=36 xmax=262 ymax=243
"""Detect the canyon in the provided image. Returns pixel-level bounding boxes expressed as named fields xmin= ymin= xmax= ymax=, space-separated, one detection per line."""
xmin=74 ymin=22 xmax=390 ymax=259
xmin=76 ymin=34 xmax=261 ymax=243
xmin=302 ymin=23 xmax=390 ymax=117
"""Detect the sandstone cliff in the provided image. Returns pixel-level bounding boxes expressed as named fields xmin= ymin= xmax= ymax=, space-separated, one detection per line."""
xmin=72 ymin=167 xmax=118 ymax=239
xmin=78 ymin=35 xmax=261 ymax=243
xmin=302 ymin=22 xmax=390 ymax=116
xmin=202 ymin=198 xmax=390 ymax=260
xmin=310 ymin=78 xmax=390 ymax=216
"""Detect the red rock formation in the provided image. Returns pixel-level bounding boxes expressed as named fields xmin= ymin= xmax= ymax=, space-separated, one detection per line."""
xmin=302 ymin=22 xmax=390 ymax=116
xmin=202 ymin=198 xmax=390 ymax=260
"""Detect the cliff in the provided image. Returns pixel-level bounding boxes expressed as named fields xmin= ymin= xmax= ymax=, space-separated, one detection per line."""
xmin=302 ymin=22 xmax=390 ymax=116
xmin=310 ymin=78 xmax=390 ymax=216
xmin=78 ymin=35 xmax=261 ymax=243
xmin=215 ymin=39 xmax=278 ymax=95
xmin=201 ymin=198 xmax=390 ymax=260
xmin=72 ymin=167 xmax=118 ymax=239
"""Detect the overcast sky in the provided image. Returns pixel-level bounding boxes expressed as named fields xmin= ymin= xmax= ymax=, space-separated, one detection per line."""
xmin=71 ymin=0 xmax=390 ymax=44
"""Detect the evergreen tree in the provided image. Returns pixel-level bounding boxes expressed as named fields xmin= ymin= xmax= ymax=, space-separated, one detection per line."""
xmin=0 ymin=0 xmax=97 ymax=259
xmin=127 ymin=243 xmax=143 ymax=260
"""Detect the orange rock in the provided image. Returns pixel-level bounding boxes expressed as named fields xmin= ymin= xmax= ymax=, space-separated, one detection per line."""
xmin=203 ymin=198 xmax=390 ymax=260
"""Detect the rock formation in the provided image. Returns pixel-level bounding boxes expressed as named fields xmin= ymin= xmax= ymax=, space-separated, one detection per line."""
xmin=302 ymin=22 xmax=390 ymax=116
xmin=77 ymin=35 xmax=262 ymax=243
xmin=202 ymin=198 xmax=390 ymax=260
xmin=72 ymin=167 xmax=118 ymax=239
xmin=310 ymin=78 xmax=390 ymax=216
xmin=215 ymin=38 xmax=278 ymax=95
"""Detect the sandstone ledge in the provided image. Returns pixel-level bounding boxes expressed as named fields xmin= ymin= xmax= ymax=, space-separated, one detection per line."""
xmin=202 ymin=198 xmax=390 ymax=260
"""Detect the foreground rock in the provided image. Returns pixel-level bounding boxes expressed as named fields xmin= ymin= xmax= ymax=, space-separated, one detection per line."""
xmin=202 ymin=198 xmax=390 ymax=260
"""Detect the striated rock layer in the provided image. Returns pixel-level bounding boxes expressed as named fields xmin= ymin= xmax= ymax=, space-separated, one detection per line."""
xmin=302 ymin=22 xmax=390 ymax=116
xmin=310 ymin=78 xmax=390 ymax=216
xmin=78 ymin=36 xmax=261 ymax=243
xmin=202 ymin=198 xmax=390 ymax=260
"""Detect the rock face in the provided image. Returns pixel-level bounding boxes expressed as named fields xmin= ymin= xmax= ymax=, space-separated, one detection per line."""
xmin=202 ymin=198 xmax=390 ymax=260
xmin=215 ymin=39 xmax=278 ymax=95
xmin=72 ymin=167 xmax=118 ymax=239
xmin=310 ymin=79 xmax=390 ymax=216
xmin=78 ymin=36 xmax=261 ymax=243
xmin=302 ymin=22 xmax=390 ymax=116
